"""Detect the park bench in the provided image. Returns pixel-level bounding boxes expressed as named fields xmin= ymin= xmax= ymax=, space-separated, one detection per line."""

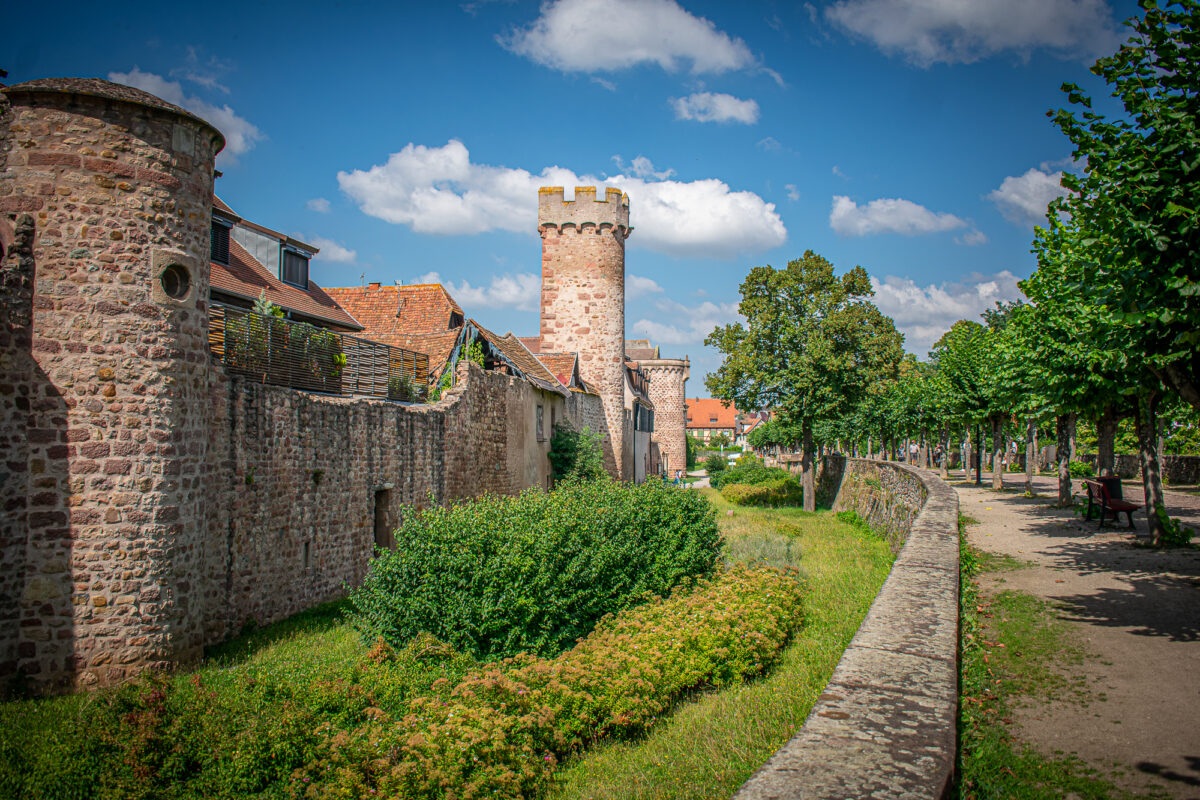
xmin=1081 ymin=477 xmax=1142 ymax=529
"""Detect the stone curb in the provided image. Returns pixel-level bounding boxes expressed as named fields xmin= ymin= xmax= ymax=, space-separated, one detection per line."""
xmin=733 ymin=460 xmax=960 ymax=800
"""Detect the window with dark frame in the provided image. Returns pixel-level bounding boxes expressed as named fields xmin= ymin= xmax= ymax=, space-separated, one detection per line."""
xmin=536 ymin=405 xmax=545 ymax=442
xmin=282 ymin=249 xmax=309 ymax=288
xmin=210 ymin=219 xmax=230 ymax=264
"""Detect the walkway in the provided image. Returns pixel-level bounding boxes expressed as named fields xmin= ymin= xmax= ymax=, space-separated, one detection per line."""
xmin=953 ymin=470 xmax=1200 ymax=798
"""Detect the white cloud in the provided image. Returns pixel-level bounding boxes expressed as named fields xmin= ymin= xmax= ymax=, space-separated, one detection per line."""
xmin=830 ymin=195 xmax=965 ymax=236
xmin=757 ymin=136 xmax=782 ymax=151
xmin=785 ymin=184 xmax=800 ymax=201
xmin=108 ymin=68 xmax=263 ymax=163
xmin=591 ymin=77 xmax=617 ymax=91
xmin=611 ymin=155 xmax=674 ymax=180
xmin=307 ymin=197 xmax=331 ymax=213
xmin=501 ymin=0 xmax=756 ymax=74
xmin=417 ymin=270 xmax=541 ymax=312
xmin=870 ymin=271 xmax=1024 ymax=355
xmin=632 ymin=297 xmax=741 ymax=345
xmin=627 ymin=274 xmax=664 ymax=298
xmin=672 ymin=92 xmax=760 ymax=124
xmin=832 ymin=165 xmax=848 ymax=179
xmin=825 ymin=0 xmax=1119 ymax=66
xmin=955 ymin=228 xmax=988 ymax=246
xmin=307 ymin=236 xmax=357 ymax=264
xmin=988 ymin=168 xmax=1072 ymax=225
xmin=337 ymin=139 xmax=786 ymax=259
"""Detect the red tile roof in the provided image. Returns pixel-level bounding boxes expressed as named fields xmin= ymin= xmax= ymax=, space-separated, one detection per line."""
xmin=518 ymin=336 xmax=542 ymax=353
xmin=324 ymin=283 xmax=464 ymax=337
xmin=210 ymin=238 xmax=361 ymax=330
xmin=535 ymin=352 xmax=579 ymax=388
xmin=685 ymin=397 xmax=738 ymax=429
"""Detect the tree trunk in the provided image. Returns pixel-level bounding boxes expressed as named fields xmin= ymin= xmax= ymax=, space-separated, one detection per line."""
xmin=802 ymin=421 xmax=816 ymax=512
xmin=991 ymin=414 xmax=1004 ymax=490
xmin=867 ymin=434 xmax=873 ymax=460
xmin=1096 ymin=405 xmax=1118 ymax=477
xmin=963 ymin=436 xmax=972 ymax=481
xmin=1056 ymin=412 xmax=1076 ymax=506
xmin=1024 ymin=415 xmax=1035 ymax=494
xmin=1136 ymin=392 xmax=1166 ymax=544
xmin=974 ymin=423 xmax=984 ymax=486
xmin=940 ymin=426 xmax=950 ymax=479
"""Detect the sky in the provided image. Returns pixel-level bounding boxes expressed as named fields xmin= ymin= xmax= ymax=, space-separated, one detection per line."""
xmin=6 ymin=0 xmax=1142 ymax=389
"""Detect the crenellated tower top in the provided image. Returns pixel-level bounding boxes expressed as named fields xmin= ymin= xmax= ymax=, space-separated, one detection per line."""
xmin=538 ymin=186 xmax=632 ymax=236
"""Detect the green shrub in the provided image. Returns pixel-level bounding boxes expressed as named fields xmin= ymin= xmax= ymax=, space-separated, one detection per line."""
xmin=548 ymin=422 xmax=605 ymax=482
xmin=300 ymin=565 xmax=804 ymax=799
xmin=348 ymin=478 xmax=721 ymax=660
xmin=1068 ymin=460 xmax=1095 ymax=478
xmin=704 ymin=454 xmax=726 ymax=474
xmin=722 ymin=476 xmax=803 ymax=507
xmin=709 ymin=455 xmax=792 ymax=490
xmin=685 ymin=434 xmax=700 ymax=468
xmin=1155 ymin=504 xmax=1195 ymax=546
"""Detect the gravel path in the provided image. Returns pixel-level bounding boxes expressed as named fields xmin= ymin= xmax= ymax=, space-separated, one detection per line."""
xmin=950 ymin=469 xmax=1200 ymax=798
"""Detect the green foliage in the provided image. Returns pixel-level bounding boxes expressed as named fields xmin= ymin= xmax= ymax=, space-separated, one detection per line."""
xmin=388 ymin=373 xmax=424 ymax=402
xmin=1067 ymin=460 xmax=1095 ymax=478
xmin=704 ymin=454 xmax=727 ymax=474
xmin=464 ymin=337 xmax=485 ymax=367
xmin=709 ymin=455 xmax=791 ymax=490
xmin=347 ymin=479 xmax=721 ymax=660
xmin=721 ymin=476 xmax=803 ymax=507
xmin=1049 ymin=0 xmax=1200 ymax=410
xmin=1154 ymin=504 xmax=1195 ymax=547
xmin=547 ymin=423 xmax=605 ymax=482
xmin=251 ymin=289 xmax=284 ymax=319
xmin=301 ymin=566 xmax=802 ymax=799
xmin=685 ymin=433 xmax=700 ymax=468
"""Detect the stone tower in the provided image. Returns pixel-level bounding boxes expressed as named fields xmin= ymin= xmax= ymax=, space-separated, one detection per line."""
xmin=637 ymin=357 xmax=690 ymax=475
xmin=538 ymin=187 xmax=631 ymax=479
xmin=0 ymin=79 xmax=223 ymax=689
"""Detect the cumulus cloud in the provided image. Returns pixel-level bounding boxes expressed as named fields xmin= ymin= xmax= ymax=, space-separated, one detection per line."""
xmin=631 ymin=297 xmax=741 ymax=346
xmin=870 ymin=271 xmax=1024 ymax=355
xmin=955 ymin=228 xmax=988 ymax=246
xmin=785 ymin=184 xmax=800 ymax=201
xmin=307 ymin=236 xmax=357 ymax=264
xmin=417 ymin=270 xmax=541 ymax=312
xmin=307 ymin=197 xmax=331 ymax=213
xmin=825 ymin=0 xmax=1120 ymax=66
xmin=671 ymin=92 xmax=760 ymax=124
xmin=627 ymin=274 xmax=664 ymax=299
xmin=337 ymin=139 xmax=786 ymax=259
xmin=108 ymin=68 xmax=263 ymax=163
xmin=988 ymin=168 xmax=1072 ymax=225
xmin=611 ymin=155 xmax=674 ymax=180
xmin=501 ymin=0 xmax=756 ymax=73
xmin=830 ymin=195 xmax=966 ymax=236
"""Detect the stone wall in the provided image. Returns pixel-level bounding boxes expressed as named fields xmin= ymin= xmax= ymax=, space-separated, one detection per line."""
xmin=200 ymin=360 xmax=604 ymax=647
xmin=735 ymin=460 xmax=959 ymax=800
xmin=1074 ymin=453 xmax=1200 ymax=485
xmin=637 ymin=358 xmax=689 ymax=476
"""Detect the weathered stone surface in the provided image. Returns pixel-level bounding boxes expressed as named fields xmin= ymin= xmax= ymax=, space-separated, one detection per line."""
xmin=735 ymin=461 xmax=959 ymax=800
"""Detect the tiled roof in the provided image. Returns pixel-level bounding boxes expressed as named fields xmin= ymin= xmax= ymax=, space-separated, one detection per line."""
xmin=371 ymin=329 xmax=462 ymax=379
xmin=685 ymin=397 xmax=739 ymax=429
xmin=210 ymin=239 xmax=362 ymax=330
xmin=535 ymin=352 xmax=579 ymax=388
xmin=518 ymin=336 xmax=542 ymax=353
xmin=468 ymin=322 xmax=566 ymax=395
xmin=212 ymin=195 xmax=238 ymax=217
xmin=625 ymin=338 xmax=659 ymax=361
xmin=324 ymin=283 xmax=464 ymax=337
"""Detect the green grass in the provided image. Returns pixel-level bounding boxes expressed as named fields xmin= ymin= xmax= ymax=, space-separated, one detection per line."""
xmin=546 ymin=488 xmax=895 ymax=800
xmin=956 ymin=515 xmax=1164 ymax=800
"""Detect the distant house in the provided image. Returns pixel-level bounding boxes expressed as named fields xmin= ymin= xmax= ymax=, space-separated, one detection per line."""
xmin=209 ymin=196 xmax=361 ymax=331
xmin=685 ymin=397 xmax=738 ymax=443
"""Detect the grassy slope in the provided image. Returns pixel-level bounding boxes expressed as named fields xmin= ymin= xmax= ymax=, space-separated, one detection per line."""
xmin=547 ymin=489 xmax=895 ymax=800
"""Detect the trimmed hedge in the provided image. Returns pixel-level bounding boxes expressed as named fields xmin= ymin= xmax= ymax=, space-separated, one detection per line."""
xmin=722 ymin=476 xmax=804 ymax=507
xmin=708 ymin=456 xmax=793 ymax=490
xmin=299 ymin=565 xmax=804 ymax=799
xmin=348 ymin=478 xmax=721 ymax=660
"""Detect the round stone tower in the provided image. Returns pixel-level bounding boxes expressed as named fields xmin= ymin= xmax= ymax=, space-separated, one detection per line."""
xmin=538 ymin=187 xmax=631 ymax=479
xmin=637 ymin=357 xmax=690 ymax=476
xmin=0 ymin=78 xmax=223 ymax=689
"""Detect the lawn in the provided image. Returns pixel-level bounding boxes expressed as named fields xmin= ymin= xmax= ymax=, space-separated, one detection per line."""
xmin=0 ymin=487 xmax=895 ymax=800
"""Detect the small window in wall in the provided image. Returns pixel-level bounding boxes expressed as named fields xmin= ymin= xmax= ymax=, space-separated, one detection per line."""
xmin=210 ymin=219 xmax=231 ymax=264
xmin=303 ymin=541 xmax=311 ymax=570
xmin=710 ymin=416 xmax=718 ymax=423
xmin=374 ymin=489 xmax=394 ymax=551
xmin=282 ymin=249 xmax=309 ymax=288
xmin=536 ymin=405 xmax=545 ymax=442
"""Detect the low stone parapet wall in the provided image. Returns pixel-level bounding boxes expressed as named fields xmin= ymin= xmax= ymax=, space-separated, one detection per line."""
xmin=734 ymin=459 xmax=960 ymax=799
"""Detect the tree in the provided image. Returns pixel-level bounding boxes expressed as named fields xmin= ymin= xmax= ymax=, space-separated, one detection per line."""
xmin=706 ymin=251 xmax=903 ymax=510
xmin=547 ymin=423 xmax=605 ymax=483
xmin=1049 ymin=0 xmax=1200 ymax=410
xmin=930 ymin=321 xmax=1002 ymax=487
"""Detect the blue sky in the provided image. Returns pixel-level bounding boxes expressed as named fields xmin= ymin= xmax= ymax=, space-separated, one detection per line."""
xmin=7 ymin=0 xmax=1140 ymax=386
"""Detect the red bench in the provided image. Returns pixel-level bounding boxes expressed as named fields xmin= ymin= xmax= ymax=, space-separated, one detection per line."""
xmin=1082 ymin=477 xmax=1142 ymax=529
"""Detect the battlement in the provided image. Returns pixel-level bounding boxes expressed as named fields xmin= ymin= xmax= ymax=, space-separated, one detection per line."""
xmin=539 ymin=186 xmax=631 ymax=233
